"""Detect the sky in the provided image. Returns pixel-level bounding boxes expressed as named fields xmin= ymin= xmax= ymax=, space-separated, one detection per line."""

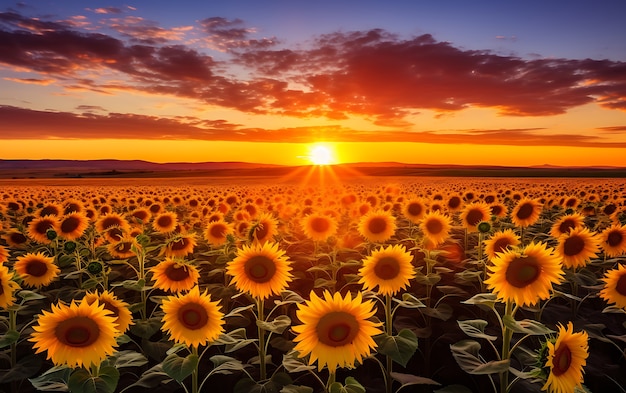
xmin=1 ymin=0 xmax=626 ymax=167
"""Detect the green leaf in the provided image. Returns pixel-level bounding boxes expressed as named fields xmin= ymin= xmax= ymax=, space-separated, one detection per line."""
xmin=390 ymin=372 xmax=440 ymax=387
xmin=0 ymin=329 xmax=20 ymax=348
xmin=29 ymin=365 xmax=71 ymax=391
xmin=457 ymin=319 xmax=497 ymax=341
xmin=374 ymin=329 xmax=419 ymax=367
xmin=503 ymin=315 xmax=554 ymax=335
xmin=282 ymin=351 xmax=315 ymax=373
xmin=121 ymin=364 xmax=172 ymax=390
xmin=274 ymin=290 xmax=304 ymax=306
xmin=434 ymin=385 xmax=474 ymax=393
xmin=116 ymin=278 xmax=146 ymax=291
xmin=215 ymin=327 xmax=257 ymax=353
xmin=81 ymin=278 xmax=100 ymax=290
xmin=0 ymin=354 xmax=42 ymax=383
xmin=329 ymin=377 xmax=365 ymax=393
xmin=462 ymin=293 xmax=497 ymax=309
xmin=450 ymin=340 xmax=509 ymax=375
xmin=437 ymin=285 xmax=469 ymax=296
xmin=257 ymin=315 xmax=291 ymax=334
xmin=107 ymin=350 xmax=148 ymax=368
xmin=393 ymin=292 xmax=426 ymax=309
xmin=129 ymin=317 xmax=162 ymax=339
xmin=422 ymin=303 xmax=453 ymax=321
xmin=313 ymin=277 xmax=336 ymax=289
xmin=224 ymin=304 xmax=255 ymax=319
xmin=67 ymin=366 xmax=119 ymax=393
xmin=57 ymin=254 xmax=75 ymax=267
xmin=18 ymin=289 xmax=47 ymax=301
xmin=233 ymin=372 xmax=292 ymax=393
xmin=414 ymin=272 xmax=441 ymax=286
xmin=209 ymin=355 xmax=245 ymax=376
xmin=281 ymin=384 xmax=314 ymax=393
xmin=162 ymin=353 xmax=198 ymax=383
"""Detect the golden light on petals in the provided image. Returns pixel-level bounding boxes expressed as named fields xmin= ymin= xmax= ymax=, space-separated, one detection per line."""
xmin=483 ymin=229 xmax=521 ymax=261
xmin=556 ymin=227 xmax=601 ymax=269
xmin=29 ymin=300 xmax=119 ymax=368
xmin=163 ymin=233 xmax=197 ymax=258
xmin=358 ymin=210 xmax=397 ymax=243
xmin=0 ymin=265 xmax=20 ymax=309
xmin=484 ymin=242 xmax=564 ymax=306
xmin=301 ymin=213 xmax=338 ymax=242
xmin=292 ymin=290 xmax=383 ymax=373
xmin=549 ymin=213 xmax=585 ymax=238
xmin=511 ymin=198 xmax=542 ymax=228
xmin=460 ymin=202 xmax=491 ymax=232
xmin=358 ymin=244 xmax=415 ymax=296
xmin=542 ymin=322 xmax=589 ymax=393
xmin=227 ymin=241 xmax=292 ymax=300
xmin=152 ymin=212 xmax=178 ymax=234
xmin=419 ymin=210 xmax=452 ymax=248
xmin=160 ymin=286 xmax=225 ymax=348
xmin=150 ymin=258 xmax=200 ymax=293
xmin=599 ymin=263 xmax=626 ymax=309
xmin=600 ymin=224 xmax=626 ymax=258
xmin=14 ymin=252 xmax=60 ymax=288
xmin=204 ymin=219 xmax=234 ymax=246
xmin=83 ymin=290 xmax=134 ymax=333
xmin=58 ymin=212 xmax=89 ymax=240
xmin=27 ymin=215 xmax=59 ymax=244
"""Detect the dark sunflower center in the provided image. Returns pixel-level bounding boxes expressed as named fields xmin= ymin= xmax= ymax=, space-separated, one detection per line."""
xmin=116 ymin=242 xmax=132 ymax=254
xmin=210 ymin=224 xmax=227 ymax=238
xmin=133 ymin=211 xmax=149 ymax=221
xmin=157 ymin=215 xmax=173 ymax=228
xmin=41 ymin=206 xmax=59 ymax=216
xmin=0 ymin=280 xmax=4 ymax=295
xmin=35 ymin=220 xmax=54 ymax=235
xmin=310 ymin=217 xmax=331 ymax=233
xmin=558 ymin=220 xmax=576 ymax=235
xmin=254 ymin=223 xmax=270 ymax=241
xmin=425 ymin=218 xmax=443 ymax=235
xmin=367 ymin=217 xmax=388 ymax=234
xmin=10 ymin=232 xmax=28 ymax=244
xmin=491 ymin=205 xmax=503 ymax=216
xmin=244 ymin=255 xmax=276 ymax=283
xmin=170 ymin=238 xmax=190 ymax=251
xmin=374 ymin=256 xmax=401 ymax=280
xmin=516 ymin=203 xmax=534 ymax=220
xmin=107 ymin=228 xmax=124 ymax=242
xmin=26 ymin=259 xmax=48 ymax=277
xmin=563 ymin=236 xmax=585 ymax=256
xmin=466 ymin=210 xmax=484 ymax=226
xmin=178 ymin=303 xmax=208 ymax=330
xmin=165 ymin=264 xmax=191 ymax=281
xmin=505 ymin=255 xmax=541 ymax=288
xmin=616 ymin=274 xmax=626 ymax=297
xmin=448 ymin=196 xmax=461 ymax=209
xmin=407 ymin=203 xmax=423 ymax=216
xmin=65 ymin=203 xmax=81 ymax=214
xmin=101 ymin=301 xmax=119 ymax=319
xmin=61 ymin=216 xmax=80 ymax=233
xmin=101 ymin=217 xmax=122 ymax=230
xmin=55 ymin=316 xmax=100 ymax=347
xmin=608 ymin=231 xmax=623 ymax=247
xmin=485 ymin=195 xmax=495 ymax=204
xmin=551 ymin=344 xmax=572 ymax=376
xmin=316 ymin=311 xmax=359 ymax=347
xmin=492 ymin=238 xmax=512 ymax=254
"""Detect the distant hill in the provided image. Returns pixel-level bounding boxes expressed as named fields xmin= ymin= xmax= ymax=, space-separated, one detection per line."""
xmin=0 ymin=159 xmax=624 ymax=178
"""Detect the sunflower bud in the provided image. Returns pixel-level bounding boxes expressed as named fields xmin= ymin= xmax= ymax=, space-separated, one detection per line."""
xmin=87 ymin=261 xmax=103 ymax=274
xmin=477 ymin=221 xmax=491 ymax=234
xmin=64 ymin=241 xmax=76 ymax=253
xmin=46 ymin=229 xmax=58 ymax=240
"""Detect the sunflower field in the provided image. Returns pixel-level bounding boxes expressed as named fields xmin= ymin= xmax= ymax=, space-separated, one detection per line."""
xmin=0 ymin=177 xmax=625 ymax=393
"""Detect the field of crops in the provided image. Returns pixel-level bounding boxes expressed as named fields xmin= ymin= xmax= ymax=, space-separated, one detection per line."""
xmin=0 ymin=177 xmax=625 ymax=393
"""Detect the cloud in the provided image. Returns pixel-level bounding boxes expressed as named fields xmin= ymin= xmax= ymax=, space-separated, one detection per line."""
xmin=596 ymin=126 xmax=626 ymax=133
xmin=0 ymin=11 xmax=625 ymax=133
xmin=4 ymin=77 xmax=55 ymax=85
xmin=1 ymin=105 xmax=624 ymax=148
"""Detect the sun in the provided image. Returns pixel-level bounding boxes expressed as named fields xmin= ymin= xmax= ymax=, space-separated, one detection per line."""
xmin=308 ymin=143 xmax=336 ymax=165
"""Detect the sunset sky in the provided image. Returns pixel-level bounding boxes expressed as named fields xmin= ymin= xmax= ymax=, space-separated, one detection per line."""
xmin=1 ymin=1 xmax=626 ymax=167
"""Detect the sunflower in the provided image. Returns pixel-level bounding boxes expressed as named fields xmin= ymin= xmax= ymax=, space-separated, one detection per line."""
xmin=402 ymin=199 xmax=427 ymax=224
xmin=490 ymin=203 xmax=508 ymax=218
xmin=95 ymin=212 xmax=130 ymax=234
xmin=600 ymin=224 xmax=626 ymax=258
xmin=484 ymin=242 xmax=564 ymax=307
xmin=511 ymin=198 xmax=542 ymax=228
xmin=0 ymin=265 xmax=20 ymax=309
xmin=152 ymin=211 xmax=179 ymax=234
xmin=163 ymin=233 xmax=197 ymax=258
xmin=446 ymin=194 xmax=464 ymax=212
xmin=82 ymin=290 xmax=134 ymax=333
xmin=107 ymin=235 xmax=139 ymax=259
xmin=556 ymin=227 xmax=601 ymax=269
xmin=357 ymin=210 xmax=397 ymax=243
xmin=161 ymin=285 xmax=225 ymax=348
xmin=358 ymin=244 xmax=415 ymax=296
xmin=483 ymin=229 xmax=521 ymax=261
xmin=248 ymin=212 xmax=279 ymax=244
xmin=2 ymin=230 xmax=29 ymax=248
xmin=38 ymin=202 xmax=63 ymax=217
xmin=58 ymin=212 xmax=89 ymax=241
xmin=63 ymin=199 xmax=85 ymax=215
xmin=292 ymin=290 xmax=383 ymax=373
xmin=549 ymin=213 xmax=586 ymax=238
xmin=0 ymin=245 xmax=8 ymax=265
xmin=542 ymin=322 xmax=588 ymax=393
xmin=460 ymin=202 xmax=491 ymax=232
xmin=129 ymin=207 xmax=151 ymax=224
xmin=14 ymin=252 xmax=60 ymax=288
xmin=599 ymin=263 xmax=626 ymax=309
xmin=204 ymin=219 xmax=234 ymax=247
xmin=419 ymin=210 xmax=452 ymax=248
xmin=227 ymin=241 xmax=292 ymax=300
xmin=27 ymin=215 xmax=59 ymax=244
xmin=30 ymin=300 xmax=119 ymax=368
xmin=301 ymin=213 xmax=338 ymax=242
xmin=150 ymin=258 xmax=200 ymax=293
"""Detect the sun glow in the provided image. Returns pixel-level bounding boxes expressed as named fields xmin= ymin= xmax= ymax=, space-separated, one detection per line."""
xmin=307 ymin=143 xmax=336 ymax=165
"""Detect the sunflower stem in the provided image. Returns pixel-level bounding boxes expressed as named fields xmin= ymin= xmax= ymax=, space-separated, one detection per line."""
xmin=256 ymin=297 xmax=267 ymax=381
xmin=8 ymin=308 xmax=17 ymax=370
xmin=326 ymin=371 xmax=336 ymax=392
xmin=191 ymin=345 xmax=199 ymax=393
xmin=500 ymin=300 xmax=514 ymax=393
xmin=385 ymin=293 xmax=393 ymax=393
